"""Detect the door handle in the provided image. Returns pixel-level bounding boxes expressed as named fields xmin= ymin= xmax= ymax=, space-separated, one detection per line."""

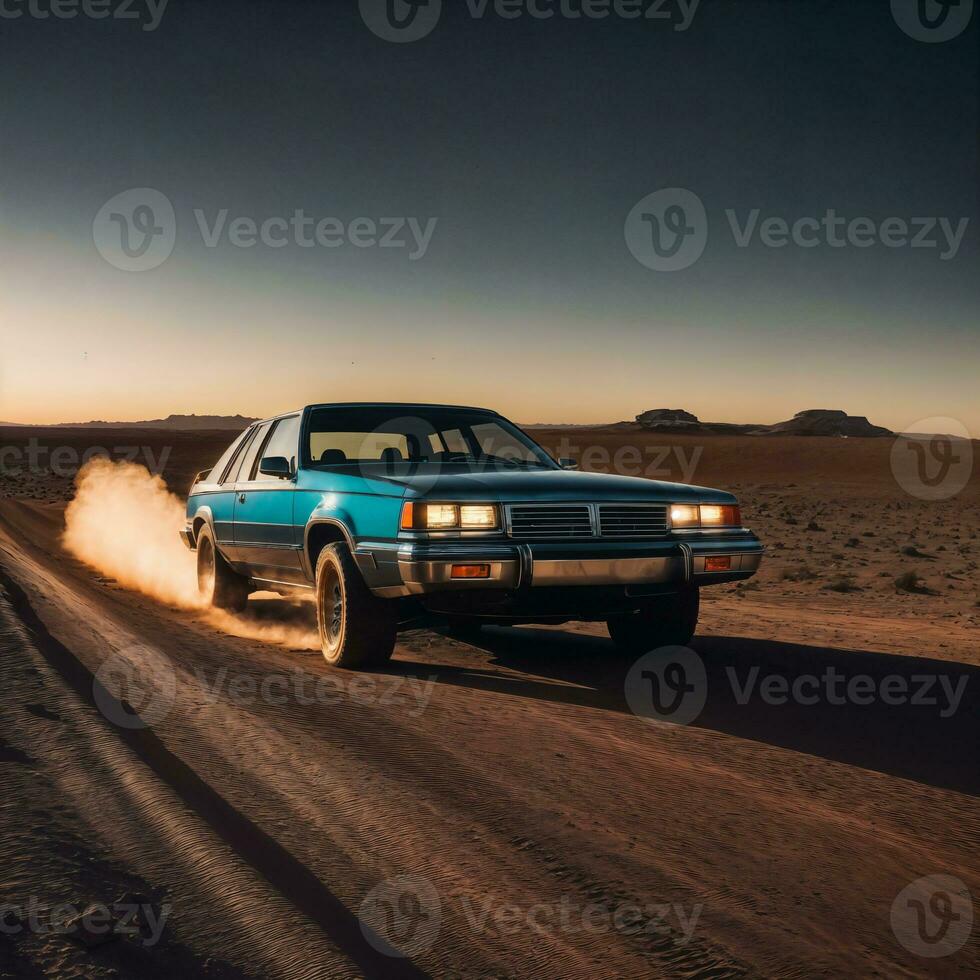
xmin=239 ymin=493 xmax=247 ymax=503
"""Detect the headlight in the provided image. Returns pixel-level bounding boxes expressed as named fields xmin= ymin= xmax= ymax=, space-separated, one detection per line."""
xmin=401 ymin=502 xmax=500 ymax=531
xmin=459 ymin=504 xmax=497 ymax=528
xmin=670 ymin=503 xmax=741 ymax=529
xmin=669 ymin=504 xmax=700 ymax=528
xmin=423 ymin=504 xmax=458 ymax=529
xmin=701 ymin=504 xmax=741 ymax=527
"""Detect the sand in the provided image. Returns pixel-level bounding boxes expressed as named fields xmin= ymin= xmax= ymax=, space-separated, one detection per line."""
xmin=0 ymin=425 xmax=976 ymax=977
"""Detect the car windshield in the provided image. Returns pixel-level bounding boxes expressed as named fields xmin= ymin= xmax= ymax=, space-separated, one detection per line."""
xmin=303 ymin=407 xmax=557 ymax=471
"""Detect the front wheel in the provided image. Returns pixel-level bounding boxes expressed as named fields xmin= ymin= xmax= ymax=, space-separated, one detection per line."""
xmin=607 ymin=588 xmax=700 ymax=653
xmin=315 ymin=543 xmax=397 ymax=669
xmin=196 ymin=526 xmax=249 ymax=612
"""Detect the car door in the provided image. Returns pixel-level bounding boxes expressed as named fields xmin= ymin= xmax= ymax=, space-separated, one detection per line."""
xmin=232 ymin=415 xmax=304 ymax=584
xmin=207 ymin=425 xmax=259 ymax=563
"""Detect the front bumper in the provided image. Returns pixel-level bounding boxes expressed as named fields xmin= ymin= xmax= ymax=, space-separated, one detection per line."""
xmin=366 ymin=532 xmax=764 ymax=598
xmin=179 ymin=525 xmax=196 ymax=551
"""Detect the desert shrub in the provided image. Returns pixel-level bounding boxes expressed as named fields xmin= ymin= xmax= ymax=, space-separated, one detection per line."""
xmin=824 ymin=575 xmax=860 ymax=593
xmin=780 ymin=565 xmax=818 ymax=582
xmin=895 ymin=571 xmax=923 ymax=593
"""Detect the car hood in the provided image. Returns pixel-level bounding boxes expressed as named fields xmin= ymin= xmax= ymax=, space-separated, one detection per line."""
xmin=372 ymin=467 xmax=735 ymax=503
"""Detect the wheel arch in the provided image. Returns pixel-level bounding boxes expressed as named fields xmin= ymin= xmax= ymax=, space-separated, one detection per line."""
xmin=305 ymin=519 xmax=356 ymax=581
xmin=189 ymin=505 xmax=215 ymax=545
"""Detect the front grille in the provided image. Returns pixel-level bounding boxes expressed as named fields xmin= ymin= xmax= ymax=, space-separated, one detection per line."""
xmin=598 ymin=504 xmax=669 ymax=538
xmin=507 ymin=505 xmax=593 ymax=540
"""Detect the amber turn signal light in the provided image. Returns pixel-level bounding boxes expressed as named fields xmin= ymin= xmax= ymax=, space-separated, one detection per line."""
xmin=451 ymin=564 xmax=491 ymax=579
xmin=704 ymin=556 xmax=732 ymax=571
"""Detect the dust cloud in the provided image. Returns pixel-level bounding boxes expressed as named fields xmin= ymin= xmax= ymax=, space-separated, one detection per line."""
xmin=63 ymin=460 xmax=318 ymax=650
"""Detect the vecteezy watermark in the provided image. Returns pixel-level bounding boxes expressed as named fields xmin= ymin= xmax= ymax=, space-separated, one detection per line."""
xmin=93 ymin=189 xmax=177 ymax=272
xmin=624 ymin=646 xmax=707 ymax=726
xmin=0 ymin=441 xmax=171 ymax=479
xmin=193 ymin=211 xmax=437 ymax=260
xmin=458 ymin=894 xmax=702 ymax=942
xmin=0 ymin=896 xmax=171 ymax=947
xmin=892 ymin=0 xmax=974 ymax=42
xmin=190 ymin=667 xmax=436 ymax=716
xmin=552 ymin=436 xmax=703 ymax=482
xmin=359 ymin=0 xmax=443 ymax=42
xmin=359 ymin=875 xmax=442 ymax=958
xmin=726 ymin=665 xmax=969 ymax=718
xmin=0 ymin=0 xmax=169 ymax=31
xmin=359 ymin=0 xmax=700 ymax=43
xmin=624 ymin=188 xmax=708 ymax=273
xmin=725 ymin=210 xmax=970 ymax=260
xmin=93 ymin=652 xmax=438 ymax=730
xmin=624 ymin=648 xmax=970 ymax=725
xmin=94 ymin=646 xmax=177 ymax=730
xmin=93 ymin=188 xmax=438 ymax=272
xmin=625 ymin=189 xmax=972 ymax=272
xmin=891 ymin=875 xmax=973 ymax=957
xmin=358 ymin=874 xmax=703 ymax=958
xmin=890 ymin=418 xmax=974 ymax=501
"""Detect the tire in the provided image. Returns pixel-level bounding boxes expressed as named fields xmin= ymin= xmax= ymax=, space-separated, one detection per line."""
xmin=315 ymin=543 xmax=396 ymax=669
xmin=196 ymin=525 xmax=249 ymax=612
xmin=607 ymin=588 xmax=700 ymax=653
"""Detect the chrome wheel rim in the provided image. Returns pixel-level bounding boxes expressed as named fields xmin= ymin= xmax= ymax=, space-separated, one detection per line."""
xmin=198 ymin=538 xmax=215 ymax=599
xmin=319 ymin=564 xmax=344 ymax=656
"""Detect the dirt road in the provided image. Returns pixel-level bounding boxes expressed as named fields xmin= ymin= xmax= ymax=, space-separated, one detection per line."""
xmin=0 ymin=500 xmax=977 ymax=978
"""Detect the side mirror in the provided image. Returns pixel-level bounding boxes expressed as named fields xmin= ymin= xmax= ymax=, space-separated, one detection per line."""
xmin=259 ymin=456 xmax=292 ymax=479
xmin=558 ymin=457 xmax=579 ymax=470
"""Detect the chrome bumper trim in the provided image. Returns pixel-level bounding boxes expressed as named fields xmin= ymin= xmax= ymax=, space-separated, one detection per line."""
xmin=372 ymin=540 xmax=764 ymax=597
xmin=391 ymin=558 xmax=521 ymax=596
xmin=530 ymin=555 xmax=686 ymax=587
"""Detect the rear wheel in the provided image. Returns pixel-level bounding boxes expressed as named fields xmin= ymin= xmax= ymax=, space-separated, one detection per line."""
xmin=607 ymin=588 xmax=700 ymax=653
xmin=196 ymin=526 xmax=249 ymax=612
xmin=315 ymin=543 xmax=397 ymax=669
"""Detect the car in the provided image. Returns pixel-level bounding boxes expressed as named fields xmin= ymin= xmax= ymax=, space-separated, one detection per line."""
xmin=181 ymin=403 xmax=764 ymax=667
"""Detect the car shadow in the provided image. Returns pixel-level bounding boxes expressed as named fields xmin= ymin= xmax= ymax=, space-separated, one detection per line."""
xmin=385 ymin=625 xmax=979 ymax=796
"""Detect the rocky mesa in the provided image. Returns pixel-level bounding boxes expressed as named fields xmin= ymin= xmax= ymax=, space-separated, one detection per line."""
xmin=635 ymin=408 xmax=893 ymax=437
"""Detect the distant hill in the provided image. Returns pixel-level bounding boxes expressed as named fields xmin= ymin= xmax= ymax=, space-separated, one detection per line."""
xmin=53 ymin=414 xmax=257 ymax=431
xmin=762 ymin=409 xmax=892 ymax=438
xmin=633 ymin=408 xmax=893 ymax=437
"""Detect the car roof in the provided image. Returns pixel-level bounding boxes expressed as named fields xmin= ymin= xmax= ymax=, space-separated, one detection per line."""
xmin=253 ymin=403 xmax=503 ymax=426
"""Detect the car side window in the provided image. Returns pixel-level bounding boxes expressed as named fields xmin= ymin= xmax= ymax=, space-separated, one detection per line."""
xmin=208 ymin=428 xmax=250 ymax=484
xmin=437 ymin=428 xmax=469 ymax=454
xmin=254 ymin=415 xmax=300 ymax=481
xmin=218 ymin=427 xmax=257 ymax=484
xmin=232 ymin=422 xmax=272 ymax=484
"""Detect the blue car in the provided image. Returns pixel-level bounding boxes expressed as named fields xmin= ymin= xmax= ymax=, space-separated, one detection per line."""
xmin=182 ymin=403 xmax=764 ymax=667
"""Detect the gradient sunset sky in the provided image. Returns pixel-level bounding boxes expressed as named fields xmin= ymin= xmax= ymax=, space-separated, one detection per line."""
xmin=1 ymin=0 xmax=977 ymax=431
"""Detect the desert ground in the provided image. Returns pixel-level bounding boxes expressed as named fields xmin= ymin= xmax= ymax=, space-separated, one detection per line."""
xmin=0 ymin=424 xmax=977 ymax=978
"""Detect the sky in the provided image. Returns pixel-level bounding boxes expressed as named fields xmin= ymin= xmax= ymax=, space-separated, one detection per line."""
xmin=1 ymin=0 xmax=977 ymax=431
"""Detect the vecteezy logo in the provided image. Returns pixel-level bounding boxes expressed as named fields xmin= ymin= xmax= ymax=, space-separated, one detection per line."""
xmin=624 ymin=646 xmax=707 ymax=726
xmin=93 ymin=188 xmax=176 ymax=272
xmin=624 ymin=188 xmax=708 ymax=272
xmin=892 ymin=0 xmax=974 ymax=41
xmin=891 ymin=875 xmax=973 ymax=957
xmin=93 ymin=646 xmax=176 ymax=730
xmin=359 ymin=875 xmax=441 ymax=958
xmin=359 ymin=0 xmax=442 ymax=42
xmin=890 ymin=417 xmax=973 ymax=501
